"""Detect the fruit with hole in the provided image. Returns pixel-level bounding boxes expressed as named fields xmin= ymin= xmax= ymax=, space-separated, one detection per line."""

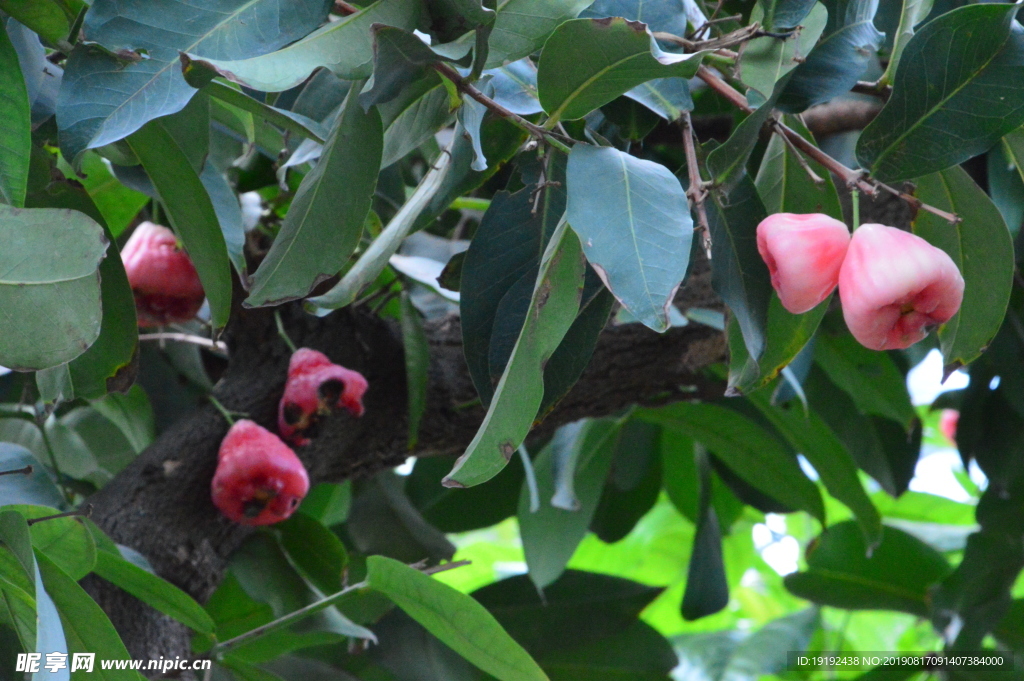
xmin=211 ymin=420 xmax=309 ymax=525
xmin=278 ymin=348 xmax=368 ymax=446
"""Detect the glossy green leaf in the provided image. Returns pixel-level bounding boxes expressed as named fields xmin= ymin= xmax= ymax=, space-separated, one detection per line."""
xmin=298 ymin=481 xmax=351 ymax=527
xmin=128 ymin=119 xmax=233 ymax=329
xmin=856 ymin=3 xmax=1024 ymax=182
xmin=486 ymin=0 xmax=592 ymax=68
xmin=537 ymin=17 xmax=704 ymax=124
xmin=640 ymin=402 xmax=826 ymax=522
xmin=706 ymin=175 xmax=772 ymax=362
xmin=814 ymin=328 xmax=916 ymax=429
xmin=7 ymin=505 xmax=96 ymax=580
xmin=765 ymin=0 xmax=819 ymax=29
xmin=623 ymin=77 xmax=693 ymax=121
xmin=23 ymin=163 xmax=139 ymax=396
xmin=518 ymin=419 xmax=619 ymax=590
xmin=784 ymin=521 xmax=951 ymax=616
xmin=682 ymin=508 xmax=728 ymax=621
xmin=0 ymin=204 xmax=106 ymax=371
xmin=778 ymin=0 xmax=885 ymax=112
xmin=706 ymin=93 xmax=781 ymax=190
xmin=400 ymin=294 xmax=429 ymax=449
xmin=367 ymin=555 xmax=549 ymax=681
xmin=359 ymin=26 xmax=470 ymax=111
xmin=92 ymin=549 xmax=214 ymax=634
xmin=912 ymin=165 xmax=1014 ymax=372
xmin=36 ymin=552 xmax=143 ymax=681
xmin=57 ymin=0 xmax=332 ymax=163
xmin=0 ymin=543 xmax=37 ymax=652
xmin=566 ymin=143 xmax=692 ymax=332
xmin=0 ymin=20 xmax=31 ymax=208
xmin=740 ymin=2 xmax=827 ymax=100
xmin=186 ymin=0 xmax=420 ymax=93
xmin=443 ymin=224 xmax=586 ymax=488
xmin=589 ymin=419 xmax=662 ymax=543
xmin=247 ymin=86 xmax=381 ymax=306
xmin=581 ymin=0 xmax=697 ymax=34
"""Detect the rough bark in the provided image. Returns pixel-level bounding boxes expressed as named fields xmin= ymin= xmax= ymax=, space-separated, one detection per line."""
xmin=84 ymin=258 xmax=727 ymax=673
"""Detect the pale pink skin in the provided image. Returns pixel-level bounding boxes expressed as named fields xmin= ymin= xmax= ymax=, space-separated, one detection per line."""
xmin=938 ymin=409 xmax=959 ymax=445
xmin=756 ymin=213 xmax=851 ymax=314
xmin=278 ymin=348 xmax=368 ymax=446
xmin=838 ymin=224 xmax=964 ymax=351
xmin=121 ymin=222 xmax=205 ymax=327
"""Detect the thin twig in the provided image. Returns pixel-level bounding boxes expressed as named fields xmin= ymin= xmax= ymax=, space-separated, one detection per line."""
xmin=689 ymin=14 xmax=744 ymax=40
xmin=681 ymin=113 xmax=713 ymax=258
xmin=422 ymin=560 xmax=472 ymax=576
xmin=852 ymin=80 xmax=892 ymax=99
xmin=274 ymin=310 xmax=298 ymax=353
xmin=35 ymin=410 xmax=73 ymax=505
xmin=0 ymin=465 xmax=32 ymax=477
xmin=431 ymin=62 xmax=573 ymax=154
xmin=776 ymin=126 xmax=825 ymax=185
xmin=695 ymin=66 xmax=962 ymax=224
xmin=139 ymin=332 xmax=228 ymax=352
xmin=653 ymin=23 xmax=760 ymax=53
xmin=27 ymin=505 xmax=92 ymax=526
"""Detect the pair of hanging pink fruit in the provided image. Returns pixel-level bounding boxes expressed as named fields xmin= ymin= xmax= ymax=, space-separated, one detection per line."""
xmin=757 ymin=214 xmax=964 ymax=350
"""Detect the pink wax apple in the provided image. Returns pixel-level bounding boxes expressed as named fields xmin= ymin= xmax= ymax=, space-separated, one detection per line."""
xmin=838 ymin=224 xmax=964 ymax=351
xmin=756 ymin=213 xmax=851 ymax=314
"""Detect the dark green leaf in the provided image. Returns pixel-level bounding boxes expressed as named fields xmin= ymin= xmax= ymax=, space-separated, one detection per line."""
xmin=566 ymin=143 xmax=691 ymax=331
xmin=740 ymin=3 xmax=827 ymax=101
xmin=912 ymin=166 xmax=1014 ymax=372
xmin=706 ymin=93 xmax=780 ymax=190
xmin=537 ymin=17 xmax=704 ymax=124
xmin=25 ymin=160 xmax=140 ymax=397
xmin=766 ymin=0 xmax=819 ymax=29
xmin=406 ymin=455 xmax=524 ymax=533
xmin=778 ymin=2 xmax=884 ymax=112
xmin=473 ymin=570 xmax=663 ymax=656
xmin=57 ymin=0 xmax=332 ymax=163
xmin=298 ymin=481 xmax=351 ymax=527
xmin=127 ymin=119 xmax=233 ymax=328
xmin=804 ymin=364 xmax=921 ymax=497
xmin=400 ymin=294 xmax=430 ymax=449
xmin=879 ymin=0 xmax=935 ymax=87
xmin=37 ymin=551 xmax=142 ymax=680
xmin=367 ymin=555 xmax=549 ymax=681
xmin=589 ymin=420 xmax=662 ymax=543
xmin=0 ymin=204 xmax=106 ymax=370
xmin=246 ymin=86 xmax=382 ymax=307
xmin=92 ymin=549 xmax=214 ymax=634
xmin=856 ymin=3 xmax=1024 ymax=181
xmin=183 ymin=0 xmax=421 ymax=92
xmin=205 ymin=82 xmax=328 ymax=143
xmin=706 ymin=175 xmax=772 ymax=362
xmin=541 ymin=620 xmax=677 ymax=680
xmin=443 ymin=225 xmax=586 ymax=488
xmin=640 ymin=402 xmax=825 ymax=521
xmin=486 ymin=0 xmax=592 ymax=69
xmin=0 ymin=20 xmax=31 ymax=207
xmin=7 ymin=504 xmax=95 ymax=580
xmin=0 ymin=443 xmax=64 ymax=508
xmin=0 ymin=0 xmax=73 ymax=46
xmin=784 ymin=521 xmax=951 ymax=616
xmin=359 ymin=27 xmax=468 ymax=110
xmin=380 ymin=74 xmax=453 ymax=169
xmin=64 ymin=152 xmax=148 ymax=238
xmin=681 ymin=508 xmax=728 ymax=620
xmin=815 ymin=326 xmax=916 ymax=428
xmin=518 ymin=419 xmax=619 ymax=590
xmin=275 ymin=513 xmax=348 ymax=595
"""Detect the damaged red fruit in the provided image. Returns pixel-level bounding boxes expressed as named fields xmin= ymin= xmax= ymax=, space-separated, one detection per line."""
xmin=278 ymin=348 xmax=368 ymax=446
xmin=838 ymin=224 xmax=964 ymax=351
xmin=211 ymin=420 xmax=309 ymax=526
xmin=120 ymin=221 xmax=205 ymax=327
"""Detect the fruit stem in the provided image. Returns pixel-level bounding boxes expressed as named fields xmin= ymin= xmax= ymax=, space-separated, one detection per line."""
xmin=851 ymin=188 xmax=860 ymax=231
xmin=274 ymin=310 xmax=298 ymax=353
xmin=208 ymin=396 xmax=236 ymax=426
xmin=34 ymin=409 xmax=74 ymax=505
